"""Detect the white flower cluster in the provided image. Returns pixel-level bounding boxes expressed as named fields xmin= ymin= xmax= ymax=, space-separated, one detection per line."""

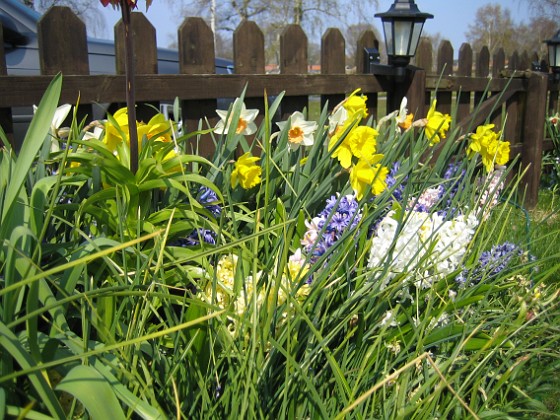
xmin=368 ymin=210 xmax=479 ymax=288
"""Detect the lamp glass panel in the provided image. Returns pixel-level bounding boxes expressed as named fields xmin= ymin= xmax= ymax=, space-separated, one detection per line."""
xmin=553 ymin=44 xmax=560 ymax=67
xmin=409 ymin=21 xmax=424 ymax=55
xmin=393 ymin=20 xmax=412 ymax=56
xmin=383 ymin=21 xmax=394 ymax=55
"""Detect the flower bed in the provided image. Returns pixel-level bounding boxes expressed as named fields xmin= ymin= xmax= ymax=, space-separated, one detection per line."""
xmin=0 ymin=76 xmax=558 ymax=418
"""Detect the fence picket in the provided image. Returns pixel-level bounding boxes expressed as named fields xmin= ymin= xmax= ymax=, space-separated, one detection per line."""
xmin=457 ymin=43 xmax=473 ymax=122
xmin=436 ymin=40 xmax=453 ymax=115
xmin=416 ymin=38 xmax=433 ymax=109
xmin=321 ymin=28 xmax=345 ymax=111
xmin=279 ymin=24 xmax=308 ymax=118
xmin=179 ymin=17 xmax=217 ymax=157
xmin=356 ymin=30 xmax=379 ymax=119
xmin=114 ymin=13 xmax=159 ymax=122
xmin=37 ymin=6 xmax=92 ymax=130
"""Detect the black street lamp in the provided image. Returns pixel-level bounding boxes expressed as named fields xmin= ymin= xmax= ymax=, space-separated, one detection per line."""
xmin=371 ymin=0 xmax=433 ymax=73
xmin=545 ymin=30 xmax=560 ymax=75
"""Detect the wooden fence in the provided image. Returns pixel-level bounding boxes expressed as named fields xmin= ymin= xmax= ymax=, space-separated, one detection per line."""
xmin=0 ymin=7 xmax=558 ymax=207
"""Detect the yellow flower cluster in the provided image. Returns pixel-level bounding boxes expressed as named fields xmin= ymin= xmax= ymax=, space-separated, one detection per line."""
xmin=467 ymin=123 xmax=510 ymax=172
xmin=103 ymin=107 xmax=177 ymax=161
xmin=209 ymin=253 xmax=310 ymax=336
xmin=328 ymin=89 xmax=388 ymax=200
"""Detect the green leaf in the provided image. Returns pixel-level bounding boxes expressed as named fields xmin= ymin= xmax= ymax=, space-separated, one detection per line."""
xmin=0 ymin=324 xmax=65 ymax=418
xmin=1 ymin=74 xmax=62 ymax=230
xmin=56 ymin=365 xmax=126 ymax=420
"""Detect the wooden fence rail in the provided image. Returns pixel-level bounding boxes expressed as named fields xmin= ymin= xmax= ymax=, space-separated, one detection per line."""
xmin=1 ymin=6 xmax=559 ymax=207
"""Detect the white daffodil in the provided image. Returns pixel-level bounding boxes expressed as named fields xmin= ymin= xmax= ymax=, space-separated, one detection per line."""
xmin=33 ymin=103 xmax=72 ymax=137
xmin=33 ymin=103 xmax=72 ymax=152
xmin=214 ymin=98 xmax=258 ymax=135
xmin=276 ymin=111 xmax=318 ymax=150
xmin=328 ymin=105 xmax=348 ymax=136
xmin=396 ymin=97 xmax=413 ymax=130
xmin=396 ymin=97 xmax=408 ymax=125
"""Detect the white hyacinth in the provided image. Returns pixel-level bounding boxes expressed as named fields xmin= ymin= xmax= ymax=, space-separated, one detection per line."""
xmin=368 ymin=210 xmax=479 ymax=288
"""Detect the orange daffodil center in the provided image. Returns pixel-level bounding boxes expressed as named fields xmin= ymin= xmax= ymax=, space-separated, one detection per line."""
xmin=215 ymin=98 xmax=259 ymax=136
xmin=276 ymin=111 xmax=318 ymax=150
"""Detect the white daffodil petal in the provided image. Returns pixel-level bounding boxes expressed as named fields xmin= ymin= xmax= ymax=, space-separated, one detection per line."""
xmin=52 ymin=104 xmax=72 ymax=130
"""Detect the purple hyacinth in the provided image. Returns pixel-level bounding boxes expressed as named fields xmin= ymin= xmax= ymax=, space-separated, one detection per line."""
xmin=385 ymin=161 xmax=406 ymax=203
xmin=173 ymin=186 xmax=222 ymax=247
xmin=302 ymin=194 xmax=362 ymax=262
xmin=456 ymin=242 xmax=524 ymax=286
xmin=198 ymin=186 xmax=222 ymax=218
xmin=438 ymin=162 xmax=466 ymax=217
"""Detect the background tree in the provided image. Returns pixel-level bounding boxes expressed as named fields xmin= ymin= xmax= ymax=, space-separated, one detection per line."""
xmin=519 ymin=0 xmax=560 ymax=20
xmin=169 ymin=0 xmax=379 ymax=67
xmin=466 ymin=2 xmax=557 ymax=65
xmin=20 ymin=0 xmax=105 ymax=36
xmin=465 ymin=4 xmax=516 ymax=57
xmin=514 ymin=16 xmax=557 ymax=59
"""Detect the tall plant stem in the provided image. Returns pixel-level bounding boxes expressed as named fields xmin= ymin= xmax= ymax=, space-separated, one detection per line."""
xmin=120 ymin=0 xmax=138 ymax=174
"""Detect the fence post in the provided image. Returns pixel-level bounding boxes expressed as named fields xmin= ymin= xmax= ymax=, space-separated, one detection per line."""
xmin=457 ymin=43 xmax=473 ymax=122
xmin=279 ymin=24 xmax=308 ymax=118
xmin=404 ymin=68 xmax=426 ymax=119
xmin=521 ymin=72 xmax=548 ymax=208
xmin=178 ymin=17 xmax=217 ymax=157
xmin=321 ymin=28 xmax=345 ymax=112
xmin=436 ymin=40 xmax=453 ymax=115
xmin=474 ymin=46 xmax=490 ymax=107
xmin=0 ymin=22 xmax=14 ymax=149
xmin=37 ymin=7 xmax=92 ymax=127
xmin=115 ymin=12 xmax=159 ymax=123
xmin=233 ymin=20 xmax=265 ymax=151
xmin=356 ymin=30 xmax=379 ymax=118
xmin=415 ymin=37 xmax=433 ymax=109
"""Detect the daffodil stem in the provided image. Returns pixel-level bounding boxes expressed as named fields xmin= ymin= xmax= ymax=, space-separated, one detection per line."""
xmin=120 ymin=0 xmax=138 ymax=174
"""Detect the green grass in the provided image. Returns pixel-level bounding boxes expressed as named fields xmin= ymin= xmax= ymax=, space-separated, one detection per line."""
xmin=487 ymin=188 xmax=560 ymax=416
xmin=488 ymin=189 xmax=560 ymax=283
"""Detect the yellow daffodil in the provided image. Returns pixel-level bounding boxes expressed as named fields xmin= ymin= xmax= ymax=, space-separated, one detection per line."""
xmin=350 ymin=156 xmax=388 ymax=200
xmin=103 ymin=107 xmax=130 ymax=152
xmin=329 ymin=125 xmax=378 ymax=169
xmin=343 ymin=88 xmax=368 ymax=120
xmin=425 ymin=100 xmax=451 ymax=145
xmin=231 ymin=152 xmax=262 ymax=189
xmin=467 ymin=123 xmax=510 ymax=172
xmin=215 ymin=98 xmax=259 ymax=136
xmin=103 ymin=107 xmax=175 ymax=154
xmin=276 ymin=111 xmax=318 ymax=150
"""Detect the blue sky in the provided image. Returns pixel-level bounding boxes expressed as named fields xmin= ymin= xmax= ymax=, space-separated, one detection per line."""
xmin=97 ymin=0 xmax=533 ymax=52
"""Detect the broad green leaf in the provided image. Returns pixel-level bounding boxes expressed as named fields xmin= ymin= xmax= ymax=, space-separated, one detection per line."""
xmin=0 ymin=324 xmax=65 ymax=418
xmin=56 ymin=365 xmax=126 ymax=420
xmin=1 ymin=74 xmax=62 ymax=228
